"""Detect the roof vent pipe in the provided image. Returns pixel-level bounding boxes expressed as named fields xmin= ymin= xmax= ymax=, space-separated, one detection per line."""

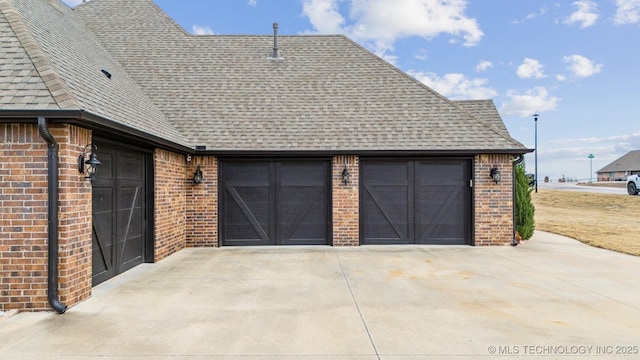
xmin=268 ymin=22 xmax=283 ymax=61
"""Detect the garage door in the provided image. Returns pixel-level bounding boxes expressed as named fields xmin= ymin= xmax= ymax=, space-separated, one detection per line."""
xmin=92 ymin=140 xmax=150 ymax=286
xmin=361 ymin=159 xmax=471 ymax=245
xmin=220 ymin=160 xmax=330 ymax=246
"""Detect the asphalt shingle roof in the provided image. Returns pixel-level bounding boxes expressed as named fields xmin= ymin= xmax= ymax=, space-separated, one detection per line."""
xmin=597 ymin=150 xmax=640 ymax=173
xmin=75 ymin=0 xmax=527 ymax=153
xmin=453 ymin=100 xmax=512 ymax=140
xmin=2 ymin=0 xmax=527 ymax=154
xmin=0 ymin=0 xmax=188 ymax=147
xmin=0 ymin=6 xmax=57 ymax=109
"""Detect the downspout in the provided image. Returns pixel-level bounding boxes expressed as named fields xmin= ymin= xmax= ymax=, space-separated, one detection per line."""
xmin=38 ymin=117 xmax=68 ymax=314
xmin=512 ymin=155 xmax=525 ymax=246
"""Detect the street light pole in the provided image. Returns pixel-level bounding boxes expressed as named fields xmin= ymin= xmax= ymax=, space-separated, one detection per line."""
xmin=588 ymin=154 xmax=594 ymax=183
xmin=533 ymin=114 xmax=539 ymax=193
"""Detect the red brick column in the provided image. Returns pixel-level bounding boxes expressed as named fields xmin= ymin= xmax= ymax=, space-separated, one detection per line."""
xmin=154 ymin=149 xmax=187 ymax=261
xmin=332 ymin=155 xmax=359 ymax=246
xmin=185 ymin=156 xmax=218 ymax=247
xmin=56 ymin=124 xmax=93 ymax=307
xmin=474 ymin=154 xmax=514 ymax=246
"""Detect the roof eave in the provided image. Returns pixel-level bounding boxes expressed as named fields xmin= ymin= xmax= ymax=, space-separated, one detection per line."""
xmin=0 ymin=109 xmax=192 ymax=153
xmin=197 ymin=148 xmax=534 ymax=157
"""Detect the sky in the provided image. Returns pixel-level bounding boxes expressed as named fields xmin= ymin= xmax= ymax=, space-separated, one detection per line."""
xmin=63 ymin=0 xmax=640 ymax=182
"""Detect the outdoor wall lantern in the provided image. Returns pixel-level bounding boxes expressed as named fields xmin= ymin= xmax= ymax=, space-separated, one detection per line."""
xmin=193 ymin=165 xmax=203 ymax=185
xmin=341 ymin=166 xmax=350 ymax=185
xmin=342 ymin=165 xmax=349 ymax=185
xmin=78 ymin=144 xmax=101 ymax=180
xmin=489 ymin=165 xmax=501 ymax=184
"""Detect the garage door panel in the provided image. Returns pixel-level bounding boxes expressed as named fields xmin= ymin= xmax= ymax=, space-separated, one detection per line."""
xmin=279 ymin=161 xmax=327 ymax=185
xmin=363 ymin=161 xmax=411 ymax=184
xmin=117 ymin=189 xmax=144 ymax=269
xmin=278 ymin=185 xmax=327 ymax=245
xmin=224 ymin=162 xmax=270 ymax=184
xmin=119 ymin=235 xmax=143 ymax=271
xmin=92 ymin=228 xmax=112 ymax=284
xmin=116 ymin=186 xmax=142 ymax=235
xmin=416 ymin=161 xmax=469 ymax=245
xmin=221 ymin=160 xmax=329 ymax=246
xmin=277 ymin=162 xmax=328 ymax=245
xmin=417 ymin=162 xmax=466 ymax=185
xmin=362 ymin=159 xmax=470 ymax=245
xmin=92 ymin=142 xmax=148 ymax=286
xmin=118 ymin=152 xmax=144 ymax=180
xmin=224 ymin=186 xmax=271 ymax=245
xmin=94 ymin=152 xmax=113 ymax=178
xmin=416 ymin=185 xmax=466 ymax=245
xmin=92 ymin=185 xmax=114 ymax=284
xmin=363 ymin=184 xmax=410 ymax=243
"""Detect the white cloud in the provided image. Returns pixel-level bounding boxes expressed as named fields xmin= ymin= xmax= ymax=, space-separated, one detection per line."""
xmin=564 ymin=1 xmax=599 ymax=28
xmin=475 ymin=60 xmax=493 ymax=72
xmin=248 ymin=0 xmax=258 ymax=6
xmin=517 ymin=58 xmax=545 ymax=79
xmin=408 ymin=71 xmax=497 ymax=100
xmin=302 ymin=0 xmax=483 ymax=57
xmin=302 ymin=0 xmax=346 ymax=34
xmin=549 ymin=132 xmax=640 ymax=148
xmin=500 ymin=87 xmax=560 ymax=117
xmin=563 ymin=54 xmax=602 ymax=77
xmin=192 ymin=25 xmax=215 ymax=35
xmin=614 ymin=0 xmax=640 ymax=24
xmin=525 ymin=6 xmax=549 ymax=20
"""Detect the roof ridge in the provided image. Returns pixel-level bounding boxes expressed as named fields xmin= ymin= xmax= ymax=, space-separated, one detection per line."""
xmin=78 ymin=0 xmax=191 ymax=37
xmin=1 ymin=0 xmax=79 ymax=109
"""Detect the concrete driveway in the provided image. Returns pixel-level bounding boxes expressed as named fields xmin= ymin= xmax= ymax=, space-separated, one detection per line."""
xmin=1 ymin=231 xmax=639 ymax=359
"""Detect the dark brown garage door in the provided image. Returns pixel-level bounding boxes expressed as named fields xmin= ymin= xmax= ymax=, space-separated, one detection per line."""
xmin=361 ymin=159 xmax=471 ymax=245
xmin=220 ymin=160 xmax=330 ymax=246
xmin=92 ymin=140 xmax=151 ymax=286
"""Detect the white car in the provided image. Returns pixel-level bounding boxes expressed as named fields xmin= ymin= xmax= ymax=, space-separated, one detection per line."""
xmin=628 ymin=174 xmax=640 ymax=195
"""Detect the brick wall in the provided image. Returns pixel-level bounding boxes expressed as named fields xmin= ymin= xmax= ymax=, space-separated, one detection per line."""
xmin=332 ymin=155 xmax=359 ymax=246
xmin=185 ymin=156 xmax=218 ymax=247
xmin=153 ymin=149 xmax=187 ymax=261
xmin=0 ymin=123 xmax=48 ymax=310
xmin=474 ymin=154 xmax=514 ymax=246
xmin=2 ymin=137 xmax=518 ymax=311
xmin=0 ymin=123 xmax=93 ymax=311
xmin=55 ymin=124 xmax=93 ymax=307
xmin=597 ymin=171 xmax=627 ymax=182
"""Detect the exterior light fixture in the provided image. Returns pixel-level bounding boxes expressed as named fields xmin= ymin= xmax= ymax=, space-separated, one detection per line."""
xmin=193 ymin=165 xmax=203 ymax=185
xmin=341 ymin=167 xmax=350 ymax=185
xmin=78 ymin=144 xmax=101 ymax=180
xmin=341 ymin=157 xmax=350 ymax=185
xmin=489 ymin=165 xmax=501 ymax=184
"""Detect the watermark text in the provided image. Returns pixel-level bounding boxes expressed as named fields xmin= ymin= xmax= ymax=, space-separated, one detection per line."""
xmin=487 ymin=345 xmax=638 ymax=356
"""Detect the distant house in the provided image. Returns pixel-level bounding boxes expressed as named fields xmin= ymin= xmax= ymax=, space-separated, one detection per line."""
xmin=1 ymin=0 xmax=530 ymax=312
xmin=596 ymin=150 xmax=640 ymax=181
